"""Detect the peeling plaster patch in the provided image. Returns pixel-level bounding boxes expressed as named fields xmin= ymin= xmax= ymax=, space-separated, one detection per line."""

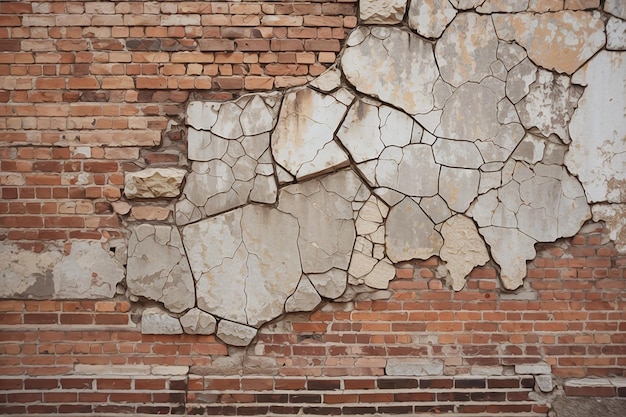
xmin=516 ymin=69 xmax=582 ymax=143
xmin=440 ymin=215 xmax=490 ymax=291
xmin=592 ymin=204 xmax=626 ymax=254
xmin=341 ymin=27 xmax=439 ymax=115
xmin=469 ymin=163 xmax=590 ymax=289
xmin=0 ymin=241 xmax=125 ymax=300
xmin=271 ymin=87 xmax=350 ymax=180
xmin=127 ymin=224 xmax=195 ymax=313
xmin=111 ymin=8 xmax=623 ymax=344
xmin=565 ymin=51 xmax=626 ymax=204
xmin=183 ymin=205 xmax=302 ymax=328
xmin=408 ymin=0 xmax=457 ymax=39
xmin=492 ymin=11 xmax=606 ymax=75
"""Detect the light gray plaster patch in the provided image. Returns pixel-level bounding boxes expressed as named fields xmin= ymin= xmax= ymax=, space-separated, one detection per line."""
xmin=127 ymin=224 xmax=195 ymax=313
xmin=271 ymin=87 xmax=349 ymax=179
xmin=386 ymin=197 xmax=444 ymax=263
xmin=565 ymin=51 xmax=626 ymax=203
xmin=342 ymin=27 xmax=439 ymax=115
xmin=0 ymin=240 xmax=125 ymax=300
xmin=435 ymin=12 xmax=499 ymax=87
xmin=408 ymin=0 xmax=457 ymax=39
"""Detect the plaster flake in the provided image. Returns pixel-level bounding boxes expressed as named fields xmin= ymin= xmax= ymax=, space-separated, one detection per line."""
xmin=516 ymin=69 xmax=581 ymax=143
xmin=187 ymin=129 xmax=229 ymax=161
xmin=216 ymin=320 xmax=258 ymax=346
xmin=271 ymin=87 xmax=349 ymax=180
xmin=432 ymin=138 xmax=483 ymax=169
xmin=386 ymin=197 xmax=444 ymax=263
xmin=506 ymin=58 xmax=538 ymax=104
xmin=435 ymin=13 xmax=499 ymax=88
xmin=338 ymin=99 xmax=413 ymax=163
xmin=212 ymin=102 xmax=244 ymax=139
xmin=310 ymin=66 xmax=342 ymax=92
xmin=492 ymin=11 xmax=606 ymax=75
xmin=183 ymin=205 xmax=301 ymax=328
xmin=342 ymin=27 xmax=439 ymax=115
xmin=186 ymin=101 xmax=219 ymax=130
xmin=285 ymin=277 xmax=322 ymax=313
xmin=278 ymin=172 xmax=358 ymax=274
xmin=408 ymin=0 xmax=458 ymax=39
xmin=439 ymin=166 xmax=480 ymax=213
xmin=308 ymin=269 xmax=348 ymax=299
xmin=240 ymin=94 xmax=277 ymax=136
xmin=592 ymin=204 xmax=626 ymax=253
xmin=480 ymin=226 xmax=536 ymax=290
xmin=607 ymin=16 xmax=626 ymax=51
xmin=605 ymin=0 xmax=626 ymax=20
xmin=440 ymin=215 xmax=490 ymax=291
xmin=127 ymin=225 xmax=195 ymax=313
xmin=180 ymin=308 xmax=217 ymax=335
xmin=141 ymin=307 xmax=183 ymax=335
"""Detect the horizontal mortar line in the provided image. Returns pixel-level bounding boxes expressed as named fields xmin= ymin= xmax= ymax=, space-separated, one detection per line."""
xmin=188 ymin=400 xmax=541 ymax=404
xmin=17 ymin=414 xmax=549 ymax=417
xmin=0 ymin=324 xmax=137 ymax=331
xmin=194 ymin=386 xmax=539 ymax=392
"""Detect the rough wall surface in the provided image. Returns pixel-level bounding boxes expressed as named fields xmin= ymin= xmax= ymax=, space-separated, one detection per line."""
xmin=1 ymin=0 xmax=626 ymax=416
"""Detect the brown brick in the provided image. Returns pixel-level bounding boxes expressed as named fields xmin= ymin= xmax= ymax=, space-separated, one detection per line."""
xmin=236 ymin=39 xmax=270 ymax=51
xmin=304 ymin=39 xmax=341 ymax=52
xmin=303 ymin=16 xmax=344 ymax=27
xmin=198 ymin=39 xmax=235 ymax=52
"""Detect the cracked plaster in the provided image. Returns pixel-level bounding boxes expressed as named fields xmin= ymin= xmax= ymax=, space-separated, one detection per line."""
xmin=101 ymin=1 xmax=624 ymax=345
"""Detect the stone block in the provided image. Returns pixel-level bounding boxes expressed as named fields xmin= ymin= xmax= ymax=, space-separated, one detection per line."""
xmin=386 ymin=359 xmax=444 ymax=376
xmin=514 ymin=362 xmax=551 ymax=375
xmin=124 ymin=167 xmax=186 ymax=199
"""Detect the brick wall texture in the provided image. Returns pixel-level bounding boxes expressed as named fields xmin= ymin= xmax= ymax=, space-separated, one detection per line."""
xmin=1 ymin=229 xmax=625 ymax=415
xmin=1 ymin=1 xmax=625 ymax=416
xmin=0 ymin=0 xmax=357 ymax=241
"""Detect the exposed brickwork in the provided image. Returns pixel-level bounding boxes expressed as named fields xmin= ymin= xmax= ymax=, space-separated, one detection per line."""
xmin=0 ymin=228 xmax=624 ymax=415
xmin=0 ymin=0 xmax=357 ymax=241
xmin=1 ymin=1 xmax=625 ymax=416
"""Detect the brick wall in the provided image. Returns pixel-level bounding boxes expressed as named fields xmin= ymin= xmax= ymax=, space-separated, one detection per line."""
xmin=1 ymin=1 xmax=626 ymax=416
xmin=0 ymin=0 xmax=357 ymax=241
xmin=1 ymin=225 xmax=625 ymax=415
